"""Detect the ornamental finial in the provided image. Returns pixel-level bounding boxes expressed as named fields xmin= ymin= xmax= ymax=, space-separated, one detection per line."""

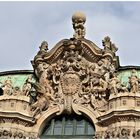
xmin=72 ymin=11 xmax=86 ymax=39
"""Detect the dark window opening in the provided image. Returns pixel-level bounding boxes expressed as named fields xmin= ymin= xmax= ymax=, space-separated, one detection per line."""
xmin=0 ymin=88 xmax=3 ymax=96
xmin=40 ymin=114 xmax=95 ymax=139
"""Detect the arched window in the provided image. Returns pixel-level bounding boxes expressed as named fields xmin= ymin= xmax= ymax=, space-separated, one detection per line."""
xmin=40 ymin=114 xmax=95 ymax=139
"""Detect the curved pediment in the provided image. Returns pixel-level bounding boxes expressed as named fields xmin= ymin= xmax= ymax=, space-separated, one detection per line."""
xmin=1 ymin=11 xmax=140 ymax=139
xmin=33 ymin=37 xmax=118 ymax=67
xmin=30 ymin=11 xmax=120 ymax=122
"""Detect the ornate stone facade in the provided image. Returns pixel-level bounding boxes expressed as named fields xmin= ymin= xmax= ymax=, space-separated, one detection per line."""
xmin=0 ymin=12 xmax=140 ymax=139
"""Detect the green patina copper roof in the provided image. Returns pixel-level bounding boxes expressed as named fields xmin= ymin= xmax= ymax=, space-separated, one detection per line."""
xmin=0 ymin=68 xmax=139 ymax=89
xmin=0 ymin=70 xmax=36 ymax=89
xmin=118 ymin=68 xmax=140 ymax=86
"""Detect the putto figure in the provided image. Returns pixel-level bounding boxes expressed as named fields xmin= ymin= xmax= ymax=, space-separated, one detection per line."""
xmin=72 ymin=11 xmax=86 ymax=39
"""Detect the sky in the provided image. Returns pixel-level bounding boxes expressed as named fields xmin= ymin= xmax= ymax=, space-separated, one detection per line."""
xmin=0 ymin=1 xmax=140 ymax=72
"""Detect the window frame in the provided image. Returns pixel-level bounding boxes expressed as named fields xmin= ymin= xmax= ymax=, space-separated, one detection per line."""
xmin=40 ymin=114 xmax=95 ymax=139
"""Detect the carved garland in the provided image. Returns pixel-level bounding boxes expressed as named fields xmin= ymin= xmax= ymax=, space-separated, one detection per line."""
xmin=30 ymin=36 xmax=118 ymax=120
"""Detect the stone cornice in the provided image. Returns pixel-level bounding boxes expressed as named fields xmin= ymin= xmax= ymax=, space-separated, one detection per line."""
xmin=0 ymin=112 xmax=35 ymax=126
xmin=97 ymin=109 xmax=140 ymax=126
xmin=0 ymin=70 xmax=34 ymax=76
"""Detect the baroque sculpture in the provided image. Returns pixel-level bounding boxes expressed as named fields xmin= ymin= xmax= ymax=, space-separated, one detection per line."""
xmin=0 ymin=12 xmax=140 ymax=139
xmin=129 ymin=69 xmax=139 ymax=93
xmin=109 ymin=73 xmax=128 ymax=95
xmin=102 ymin=36 xmax=118 ymax=53
xmin=30 ymin=11 xmax=120 ymax=119
xmin=2 ymin=77 xmax=13 ymax=95
xmin=72 ymin=11 xmax=86 ymax=39
xmin=22 ymin=75 xmax=33 ymax=96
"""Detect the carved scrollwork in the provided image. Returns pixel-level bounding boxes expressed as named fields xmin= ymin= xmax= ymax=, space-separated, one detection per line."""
xmin=0 ymin=129 xmax=12 ymax=139
xmin=31 ymin=34 xmax=119 ymax=119
xmin=0 ymin=128 xmax=37 ymax=139
xmin=3 ymin=12 xmax=140 ymax=139
xmin=99 ymin=127 xmax=131 ymax=139
xmin=133 ymin=129 xmax=140 ymax=139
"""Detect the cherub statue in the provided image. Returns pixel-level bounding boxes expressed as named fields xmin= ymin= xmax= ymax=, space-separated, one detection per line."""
xmin=101 ymin=57 xmax=115 ymax=80
xmin=90 ymin=60 xmax=107 ymax=89
xmin=91 ymin=77 xmax=108 ymax=99
xmin=80 ymin=85 xmax=91 ymax=105
xmin=73 ymin=20 xmax=85 ymax=39
xmin=72 ymin=13 xmax=86 ymax=39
